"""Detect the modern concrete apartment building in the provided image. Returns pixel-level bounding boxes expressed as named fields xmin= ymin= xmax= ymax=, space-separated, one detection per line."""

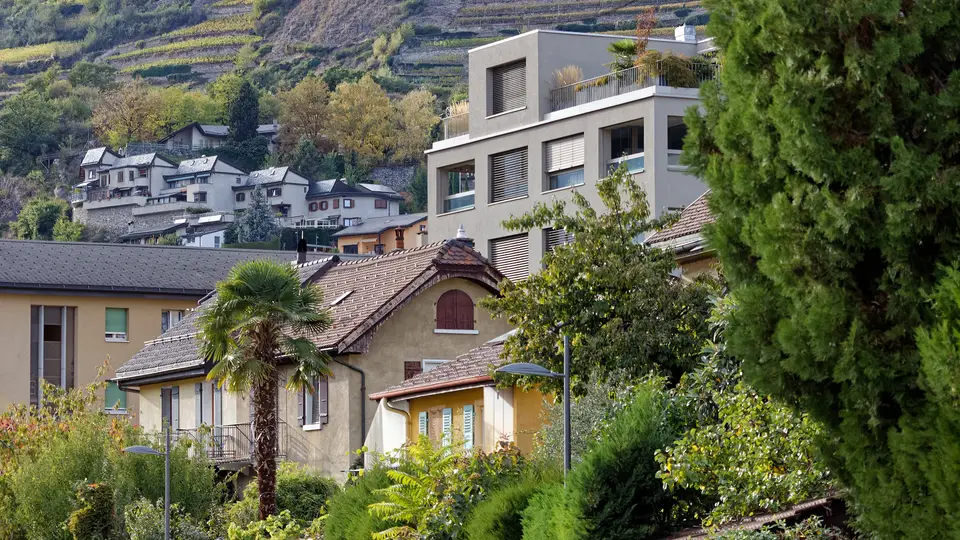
xmin=426 ymin=28 xmax=717 ymax=280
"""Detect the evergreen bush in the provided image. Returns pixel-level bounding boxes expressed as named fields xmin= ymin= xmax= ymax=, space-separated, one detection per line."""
xmin=226 ymin=462 xmax=339 ymax=526
xmin=323 ymin=467 xmax=391 ymax=540
xmin=464 ymin=470 xmax=558 ymax=540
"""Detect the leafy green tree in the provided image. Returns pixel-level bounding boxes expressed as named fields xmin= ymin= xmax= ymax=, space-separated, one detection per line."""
xmin=68 ymin=61 xmax=117 ymax=90
xmin=209 ymin=73 xmax=245 ymax=122
xmin=393 ymin=89 xmax=438 ymax=163
xmin=683 ymin=0 xmax=960 ymax=536
xmin=52 ymin=217 xmax=84 ymax=242
xmin=155 ymin=233 xmax=180 ymax=246
xmin=287 ymin=137 xmax=323 ymax=181
xmin=214 ymin=136 xmax=269 ymax=172
xmin=228 ymin=79 xmax=260 ymax=142
xmin=11 ymin=196 xmax=69 ymax=240
xmin=198 ymin=260 xmax=332 ymax=519
xmin=481 ymin=165 xmax=716 ymax=389
xmin=0 ymin=92 xmax=58 ymax=174
xmin=235 ymin=185 xmax=280 ymax=243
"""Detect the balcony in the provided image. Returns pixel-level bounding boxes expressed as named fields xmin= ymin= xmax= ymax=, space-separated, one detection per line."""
xmin=279 ymin=217 xmax=340 ymax=229
xmin=133 ymin=200 xmax=193 ymax=216
xmin=70 ymin=191 xmax=87 ymax=204
xmin=167 ymin=422 xmax=290 ymax=467
xmin=442 ymin=112 xmax=469 ymax=140
xmin=549 ymin=60 xmax=718 ymax=112
xmin=85 ymin=195 xmax=148 ymax=210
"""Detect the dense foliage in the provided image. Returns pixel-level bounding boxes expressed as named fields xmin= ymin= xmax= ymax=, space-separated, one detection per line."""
xmin=684 ymin=0 xmax=960 ymax=535
xmin=225 ymin=461 xmax=339 ymax=525
xmin=323 ymin=467 xmax=392 ymax=540
xmin=463 ymin=469 xmax=560 ymax=540
xmin=233 ymin=185 xmax=280 ymax=243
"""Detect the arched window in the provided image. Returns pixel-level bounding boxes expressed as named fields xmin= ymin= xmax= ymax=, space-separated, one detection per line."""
xmin=436 ymin=290 xmax=474 ymax=330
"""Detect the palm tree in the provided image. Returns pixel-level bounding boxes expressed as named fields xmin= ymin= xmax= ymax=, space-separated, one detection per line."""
xmin=198 ymin=259 xmax=332 ymax=519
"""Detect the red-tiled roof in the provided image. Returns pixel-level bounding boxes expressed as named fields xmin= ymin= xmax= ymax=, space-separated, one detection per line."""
xmin=369 ymin=331 xmax=514 ymax=400
xmin=646 ymin=191 xmax=714 ymax=244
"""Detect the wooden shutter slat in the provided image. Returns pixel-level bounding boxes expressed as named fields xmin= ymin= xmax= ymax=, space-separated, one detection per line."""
xmin=318 ymin=376 xmax=329 ymax=424
xmin=404 ymin=361 xmax=423 ymax=380
xmin=464 ymin=405 xmax=474 ymax=450
xmin=490 ymin=234 xmax=529 ymax=282
xmin=491 ymin=60 xmax=526 ymax=114
xmin=297 ymin=385 xmax=305 ymax=426
xmin=490 ymin=148 xmax=528 ymax=202
xmin=419 ymin=411 xmax=428 ymax=436
xmin=442 ymin=407 xmax=452 ymax=446
xmin=455 ymin=291 xmax=474 ymax=330
xmin=545 ymin=135 xmax=585 ymax=172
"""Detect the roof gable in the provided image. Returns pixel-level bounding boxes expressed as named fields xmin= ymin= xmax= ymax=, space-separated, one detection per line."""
xmin=646 ymin=191 xmax=714 ymax=245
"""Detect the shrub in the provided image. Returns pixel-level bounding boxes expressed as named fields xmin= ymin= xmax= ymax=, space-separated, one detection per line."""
xmin=123 ymin=498 xmax=208 ymax=540
xmin=323 ymin=467 xmax=391 ymax=540
xmin=226 ymin=462 xmax=339 ymax=526
xmin=227 ymin=510 xmax=305 ymax=540
xmin=519 ymin=483 xmax=582 ymax=540
xmin=464 ymin=469 xmax=559 ymax=540
xmin=67 ymin=482 xmax=115 ymax=540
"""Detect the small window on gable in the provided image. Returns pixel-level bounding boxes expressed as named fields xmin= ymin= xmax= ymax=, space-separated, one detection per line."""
xmin=436 ymin=290 xmax=474 ymax=331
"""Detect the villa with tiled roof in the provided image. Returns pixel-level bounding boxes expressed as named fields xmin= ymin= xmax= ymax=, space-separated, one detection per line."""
xmin=647 ymin=190 xmax=717 ymax=279
xmin=114 ymin=239 xmax=513 ymax=478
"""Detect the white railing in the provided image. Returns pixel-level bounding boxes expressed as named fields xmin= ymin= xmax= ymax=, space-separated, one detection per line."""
xmin=278 ymin=217 xmax=340 ymax=229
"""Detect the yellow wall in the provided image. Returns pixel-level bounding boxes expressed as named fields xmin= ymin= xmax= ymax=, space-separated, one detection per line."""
xmin=677 ymin=253 xmax=719 ymax=280
xmin=336 ymin=222 xmax=427 ymax=255
xmin=0 ymin=292 xmax=198 ymax=420
xmin=513 ymin=387 xmax=548 ymax=454
xmin=406 ymin=388 xmax=484 ymax=448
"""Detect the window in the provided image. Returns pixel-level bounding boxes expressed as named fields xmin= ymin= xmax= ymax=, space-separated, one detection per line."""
xmin=419 ymin=411 xmax=429 ymax=436
xmin=138 ymin=167 xmax=148 ymax=177
xmin=490 ymin=233 xmax=529 ymax=282
xmin=464 ymin=404 xmax=475 ymax=449
xmin=236 ymin=177 xmax=242 ymax=184
xmin=545 ymin=135 xmax=585 ymax=190
xmin=88 ymin=169 xmax=97 ymax=179
xmin=442 ymin=407 xmax=452 ymax=446
xmin=667 ymin=116 xmax=687 ymax=167
xmin=422 ymin=359 xmax=448 ymax=372
xmin=30 ymin=306 xmax=76 ymax=406
xmin=333 ymin=199 xmax=339 ymax=209
xmin=299 ymin=376 xmax=329 ymax=428
xmin=442 ymin=166 xmax=475 ymax=213
xmin=544 ymin=228 xmax=574 ymax=254
xmin=267 ymin=187 xmax=282 ymax=197
xmin=344 ymin=198 xmax=354 ymax=208
xmin=342 ymin=244 xmax=358 ymax=254
xmin=309 ymin=202 xmax=318 ymax=211
xmin=373 ymin=244 xmax=384 ymax=255
xmin=105 ymin=382 xmax=127 ymax=413
xmin=127 ymin=170 xmax=134 ymax=182
xmin=343 ymin=218 xmax=361 ymax=226
xmin=320 ymin=201 xmax=329 ymax=211
xmin=105 ymin=308 xmax=128 ymax=342
xmin=193 ymin=192 xmax=207 ymax=203
xmin=436 ymin=290 xmax=475 ymax=331
xmin=235 ymin=192 xmax=246 ymax=202
xmin=161 ymin=310 xmax=184 ymax=333
xmin=375 ymin=199 xmax=387 ymax=209
xmin=160 ymin=386 xmax=180 ymax=430
xmin=116 ymin=172 xmax=122 ymax=183
xmin=490 ymin=59 xmax=526 ymax=115
xmin=607 ymin=123 xmax=645 ymax=174
xmin=101 ymin=174 xmax=109 ymax=185
xmin=490 ymin=148 xmax=528 ymax=202
xmin=214 ymin=236 xmax=221 ymax=248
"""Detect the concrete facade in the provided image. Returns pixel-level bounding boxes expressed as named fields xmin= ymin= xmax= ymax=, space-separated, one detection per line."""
xmin=427 ymin=29 xmax=715 ymax=277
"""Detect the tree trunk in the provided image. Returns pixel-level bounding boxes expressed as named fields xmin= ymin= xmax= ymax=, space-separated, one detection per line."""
xmin=252 ymin=375 xmax=279 ymax=519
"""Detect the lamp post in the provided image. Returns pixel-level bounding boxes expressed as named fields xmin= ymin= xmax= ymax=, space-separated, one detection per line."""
xmin=123 ymin=423 xmax=170 ymax=540
xmin=495 ymin=334 xmax=572 ymax=475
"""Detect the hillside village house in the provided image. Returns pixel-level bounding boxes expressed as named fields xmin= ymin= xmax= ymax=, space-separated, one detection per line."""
xmin=114 ymin=239 xmax=513 ymax=478
xmin=0 ymin=240 xmax=333 ymax=420
xmin=367 ymin=330 xmax=547 ymax=458
xmin=427 ymin=27 xmax=717 ymax=281
xmin=333 ymin=213 xmax=428 ymax=255
xmin=158 ymin=122 xmax=281 ymax=153
xmin=305 ymin=179 xmax=404 ymax=229
xmin=646 ymin=190 xmax=717 ymax=280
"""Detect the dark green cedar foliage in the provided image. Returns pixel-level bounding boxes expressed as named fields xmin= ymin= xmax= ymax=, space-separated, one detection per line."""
xmin=684 ymin=0 xmax=960 ymax=536
xmin=228 ymin=79 xmax=260 ymax=143
xmin=323 ymin=467 xmax=391 ymax=540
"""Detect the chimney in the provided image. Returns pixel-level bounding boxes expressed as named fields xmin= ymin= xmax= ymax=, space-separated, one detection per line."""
xmin=394 ymin=227 xmax=405 ymax=250
xmin=296 ymin=238 xmax=307 ymax=264
xmin=675 ymin=24 xmax=697 ymax=43
xmin=455 ymin=224 xmax=474 ymax=248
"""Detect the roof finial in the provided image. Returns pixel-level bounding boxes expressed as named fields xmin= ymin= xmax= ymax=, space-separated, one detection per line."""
xmin=456 ymin=224 xmax=467 ymax=239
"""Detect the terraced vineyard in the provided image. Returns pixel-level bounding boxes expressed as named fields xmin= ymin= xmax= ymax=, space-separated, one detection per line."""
xmin=0 ymin=41 xmax=82 ymax=65
xmin=163 ymin=14 xmax=256 ymax=38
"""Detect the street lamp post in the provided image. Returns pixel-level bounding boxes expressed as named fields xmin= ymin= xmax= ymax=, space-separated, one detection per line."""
xmin=495 ymin=335 xmax=572 ymax=476
xmin=123 ymin=423 xmax=171 ymax=540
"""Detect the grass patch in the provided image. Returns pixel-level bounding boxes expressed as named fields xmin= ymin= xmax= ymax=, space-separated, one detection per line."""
xmin=108 ymin=35 xmax=260 ymax=61
xmin=119 ymin=55 xmax=234 ymax=73
xmin=210 ymin=0 xmax=254 ymax=7
xmin=162 ymin=14 xmax=255 ymax=37
xmin=0 ymin=41 xmax=82 ymax=64
xmin=423 ymin=36 xmax=500 ymax=48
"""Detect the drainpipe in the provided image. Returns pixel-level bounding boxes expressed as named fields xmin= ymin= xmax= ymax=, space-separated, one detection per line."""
xmin=333 ymin=358 xmax=366 ymax=441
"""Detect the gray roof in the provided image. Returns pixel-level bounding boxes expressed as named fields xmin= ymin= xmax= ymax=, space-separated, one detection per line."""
xmin=0 ymin=240 xmax=329 ymax=295
xmin=170 ymin=156 xmax=222 ymax=176
xmin=332 ymin=213 xmax=427 ymax=237
xmin=118 ymin=224 xmax=181 ymax=240
xmin=357 ymin=183 xmax=399 ymax=195
xmin=245 ymin=167 xmax=289 ymax=186
xmin=197 ymin=124 xmax=279 ymax=137
xmin=109 ymin=153 xmax=167 ymax=170
xmin=82 ymin=147 xmax=111 ymax=166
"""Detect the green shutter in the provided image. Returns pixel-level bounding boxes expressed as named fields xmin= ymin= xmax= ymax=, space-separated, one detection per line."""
xmin=463 ymin=405 xmax=474 ymax=450
xmin=105 ymin=382 xmax=126 ymax=411
xmin=105 ymin=308 xmax=127 ymax=333
xmin=419 ymin=411 xmax=428 ymax=437
xmin=442 ymin=408 xmax=452 ymax=447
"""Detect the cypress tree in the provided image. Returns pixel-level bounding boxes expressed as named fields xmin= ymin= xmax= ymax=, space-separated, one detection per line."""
xmin=228 ymin=79 xmax=260 ymax=143
xmin=684 ymin=0 xmax=960 ymax=536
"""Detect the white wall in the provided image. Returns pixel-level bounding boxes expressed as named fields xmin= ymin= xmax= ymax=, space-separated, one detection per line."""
xmin=483 ymin=386 xmax=515 ymax=450
xmin=365 ymin=398 xmax=409 ymax=466
xmin=183 ymin=230 xmax=225 ymax=248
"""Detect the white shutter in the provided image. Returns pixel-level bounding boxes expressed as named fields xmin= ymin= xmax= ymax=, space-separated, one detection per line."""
xmin=491 ymin=60 xmax=526 ymax=114
xmin=490 ymin=148 xmax=528 ymax=202
xmin=545 ymin=135 xmax=585 ymax=173
xmin=442 ymin=407 xmax=452 ymax=446
xmin=171 ymin=386 xmax=179 ymax=431
xmin=463 ymin=405 xmax=474 ymax=450
xmin=419 ymin=411 xmax=428 ymax=436
xmin=545 ymin=228 xmax=573 ymax=253
xmin=490 ymin=234 xmax=529 ymax=282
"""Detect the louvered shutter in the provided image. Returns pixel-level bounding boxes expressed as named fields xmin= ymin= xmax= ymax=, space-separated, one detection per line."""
xmin=419 ymin=411 xmax=428 ymax=436
xmin=491 ymin=60 xmax=526 ymax=114
xmin=545 ymin=228 xmax=573 ymax=253
xmin=171 ymin=386 xmax=179 ymax=430
xmin=436 ymin=291 xmax=457 ymax=329
xmin=463 ymin=405 xmax=474 ymax=450
xmin=455 ymin=291 xmax=474 ymax=330
xmin=490 ymin=148 xmax=528 ymax=202
xmin=161 ymin=388 xmax=171 ymax=428
xmin=442 ymin=408 xmax=453 ymax=446
xmin=404 ymin=361 xmax=423 ymax=380
xmin=195 ymin=383 xmax=203 ymax=427
xmin=317 ymin=376 xmax=329 ymax=425
xmin=545 ymin=135 xmax=585 ymax=173
xmin=297 ymin=386 xmax=305 ymax=426
xmin=490 ymin=234 xmax=529 ymax=282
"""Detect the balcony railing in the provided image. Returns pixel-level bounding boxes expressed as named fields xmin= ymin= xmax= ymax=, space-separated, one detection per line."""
xmin=167 ymin=421 xmax=291 ymax=465
xmin=70 ymin=191 xmax=87 ymax=203
xmin=442 ymin=112 xmax=469 ymax=140
xmin=278 ymin=217 xmax=341 ymax=229
xmin=549 ymin=60 xmax=718 ymax=112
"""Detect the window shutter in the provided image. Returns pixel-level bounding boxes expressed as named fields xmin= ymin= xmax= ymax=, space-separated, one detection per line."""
xmin=442 ymin=408 xmax=452 ymax=446
xmin=490 ymin=234 xmax=529 ymax=282
xmin=491 ymin=60 xmax=526 ymax=114
xmin=545 ymin=228 xmax=574 ymax=253
xmin=317 ymin=376 xmax=329 ymax=425
xmin=490 ymin=148 xmax=528 ymax=202
xmin=195 ymin=383 xmax=203 ymax=427
xmin=171 ymin=386 xmax=179 ymax=430
xmin=419 ymin=411 xmax=428 ymax=436
xmin=105 ymin=308 xmax=127 ymax=333
xmin=297 ymin=385 xmax=305 ymax=426
xmin=455 ymin=292 xmax=474 ymax=330
xmin=105 ymin=382 xmax=126 ymax=410
xmin=161 ymin=387 xmax=171 ymax=426
xmin=214 ymin=385 xmax=222 ymax=427
xmin=404 ymin=361 xmax=423 ymax=380
xmin=545 ymin=135 xmax=585 ymax=173
xmin=436 ymin=290 xmax=474 ymax=330
xmin=464 ymin=405 xmax=474 ymax=450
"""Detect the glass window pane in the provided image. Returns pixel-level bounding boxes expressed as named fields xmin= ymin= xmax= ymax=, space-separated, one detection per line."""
xmin=667 ymin=117 xmax=687 ymax=151
xmin=42 ymin=306 xmax=63 ymax=389
xmin=549 ymin=168 xmax=584 ymax=190
xmin=105 ymin=308 xmax=127 ymax=333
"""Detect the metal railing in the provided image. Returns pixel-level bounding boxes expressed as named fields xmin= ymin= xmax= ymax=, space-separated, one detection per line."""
xmin=279 ymin=217 xmax=341 ymax=229
xmin=549 ymin=60 xmax=718 ymax=112
xmin=442 ymin=112 xmax=469 ymax=140
xmin=169 ymin=421 xmax=290 ymax=465
xmin=69 ymin=191 xmax=87 ymax=203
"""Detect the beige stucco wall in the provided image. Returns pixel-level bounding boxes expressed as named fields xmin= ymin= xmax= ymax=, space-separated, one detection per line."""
xmin=336 ymin=222 xmax=427 ymax=255
xmin=0 ymin=292 xmax=199 ymax=421
xmin=139 ymin=376 xmax=249 ymax=432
